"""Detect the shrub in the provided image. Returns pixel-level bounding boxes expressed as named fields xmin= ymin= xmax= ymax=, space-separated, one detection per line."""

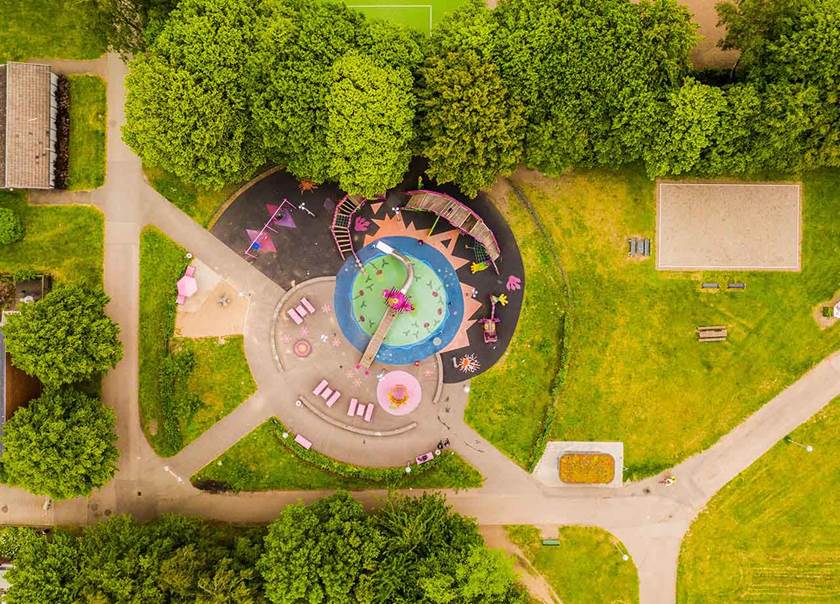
xmin=822 ymin=306 xmax=833 ymax=318
xmin=558 ymin=452 xmax=615 ymax=484
xmin=0 ymin=208 xmax=24 ymax=245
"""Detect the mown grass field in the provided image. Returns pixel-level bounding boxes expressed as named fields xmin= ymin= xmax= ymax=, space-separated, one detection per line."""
xmin=466 ymin=190 xmax=566 ymax=469
xmin=174 ymin=336 xmax=256 ymax=446
xmin=678 ymin=399 xmax=840 ymax=602
xmin=68 ymin=75 xmax=107 ymax=191
xmin=144 ymin=166 xmax=244 ymax=228
xmin=139 ymin=227 xmax=255 ymax=455
xmin=0 ymin=0 xmax=105 ymax=61
xmin=192 ymin=419 xmax=483 ymax=491
xmin=0 ymin=191 xmax=102 ymax=286
xmin=343 ymin=0 xmax=466 ymax=34
xmin=483 ymin=168 xmax=840 ymax=478
xmin=508 ymin=525 xmax=639 ymax=604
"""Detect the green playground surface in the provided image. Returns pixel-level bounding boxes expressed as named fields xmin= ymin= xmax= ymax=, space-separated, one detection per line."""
xmin=345 ymin=0 xmax=467 ymax=34
xmin=353 ymin=255 xmax=446 ymax=346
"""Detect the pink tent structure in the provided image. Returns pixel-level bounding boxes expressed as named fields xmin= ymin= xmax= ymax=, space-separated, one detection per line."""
xmin=376 ymin=370 xmax=422 ymax=416
xmin=176 ymin=269 xmax=198 ymax=304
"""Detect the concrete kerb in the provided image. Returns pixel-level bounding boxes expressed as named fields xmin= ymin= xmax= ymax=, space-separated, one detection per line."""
xmin=432 ymin=353 xmax=445 ymax=404
xmin=298 ymin=395 xmax=417 ymax=437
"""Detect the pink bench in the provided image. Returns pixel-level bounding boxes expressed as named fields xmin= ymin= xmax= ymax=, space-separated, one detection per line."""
xmin=355 ymin=403 xmax=366 ymax=417
xmin=313 ymin=379 xmax=328 ymax=396
xmin=347 ymin=398 xmax=358 ymax=416
xmin=295 ymin=303 xmax=308 ymax=317
xmin=416 ymin=452 xmax=434 ymax=464
xmin=363 ymin=403 xmax=373 ymax=423
xmin=320 ymin=387 xmax=333 ymax=400
xmin=185 ymin=265 xmax=196 ymax=277
xmin=301 ymin=297 xmax=316 ymax=314
xmin=287 ymin=307 xmax=303 ymax=325
xmin=326 ymin=390 xmax=340 ymax=407
xmin=294 ymin=434 xmax=312 ymax=449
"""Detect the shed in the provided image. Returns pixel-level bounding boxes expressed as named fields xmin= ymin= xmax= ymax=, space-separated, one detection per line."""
xmin=0 ymin=62 xmax=59 ymax=190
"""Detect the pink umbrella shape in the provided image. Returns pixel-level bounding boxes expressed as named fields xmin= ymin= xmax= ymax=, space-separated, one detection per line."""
xmin=177 ymin=275 xmax=198 ymax=299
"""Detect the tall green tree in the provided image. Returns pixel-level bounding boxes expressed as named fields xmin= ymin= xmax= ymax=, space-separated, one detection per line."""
xmin=260 ymin=492 xmax=383 ymax=604
xmin=418 ymin=51 xmax=524 ymax=197
xmin=3 ymin=286 xmax=122 ymax=387
xmin=94 ymin=0 xmax=180 ymax=56
xmin=123 ymin=0 xmax=264 ymax=189
xmin=249 ymin=0 xmax=364 ymax=183
xmin=645 ymin=79 xmax=726 ymax=176
xmin=493 ymin=0 xmax=697 ymax=174
xmin=6 ymin=532 xmax=79 ymax=604
xmin=1 ymin=389 xmax=118 ymax=500
xmin=326 ymin=54 xmax=415 ymax=197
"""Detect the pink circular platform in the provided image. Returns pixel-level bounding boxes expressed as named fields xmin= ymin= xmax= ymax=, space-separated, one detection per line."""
xmin=376 ymin=370 xmax=422 ymax=416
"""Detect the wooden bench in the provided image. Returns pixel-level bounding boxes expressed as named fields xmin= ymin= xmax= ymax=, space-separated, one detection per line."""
xmin=701 ymin=282 xmax=719 ymax=289
xmin=727 ymin=282 xmax=746 ymax=289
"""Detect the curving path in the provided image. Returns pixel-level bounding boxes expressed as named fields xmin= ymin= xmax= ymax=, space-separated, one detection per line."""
xmin=6 ymin=54 xmax=840 ymax=604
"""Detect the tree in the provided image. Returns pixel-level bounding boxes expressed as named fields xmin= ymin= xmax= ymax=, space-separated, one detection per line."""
xmin=249 ymin=0 xmax=364 ymax=183
xmin=716 ymin=0 xmax=802 ymax=73
xmin=420 ymin=545 xmax=526 ymax=604
xmin=3 ymin=286 xmax=122 ymax=387
xmin=94 ymin=0 xmax=180 ymax=56
xmin=0 ymin=208 xmax=24 ymax=244
xmin=644 ymin=79 xmax=726 ymax=176
xmin=1 ymin=389 xmax=118 ymax=500
xmin=123 ymin=0 xmax=264 ymax=189
xmin=326 ymin=54 xmax=415 ymax=197
xmin=418 ymin=51 xmax=525 ymax=197
xmin=5 ymin=531 xmax=80 ymax=604
xmin=493 ymin=0 xmax=697 ymax=174
xmin=260 ymin=492 xmax=383 ymax=604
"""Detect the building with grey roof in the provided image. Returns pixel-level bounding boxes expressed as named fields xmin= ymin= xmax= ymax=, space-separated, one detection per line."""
xmin=0 ymin=62 xmax=59 ymax=190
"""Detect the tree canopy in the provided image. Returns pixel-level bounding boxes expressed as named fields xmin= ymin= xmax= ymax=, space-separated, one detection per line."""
xmin=418 ymin=50 xmax=525 ymax=197
xmin=326 ymin=54 xmax=415 ymax=197
xmin=4 ymin=495 xmax=525 ymax=603
xmin=123 ymin=0 xmax=264 ymax=189
xmin=5 ymin=515 xmax=265 ymax=603
xmin=3 ymin=285 xmax=122 ymax=387
xmin=0 ymin=388 xmax=118 ymax=500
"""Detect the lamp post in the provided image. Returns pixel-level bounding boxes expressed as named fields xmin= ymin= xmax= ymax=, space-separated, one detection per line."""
xmin=611 ymin=541 xmax=629 ymax=562
xmin=784 ymin=436 xmax=813 ymax=452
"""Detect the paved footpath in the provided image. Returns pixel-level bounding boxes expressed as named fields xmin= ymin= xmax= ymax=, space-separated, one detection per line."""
xmin=4 ymin=54 xmax=838 ymax=604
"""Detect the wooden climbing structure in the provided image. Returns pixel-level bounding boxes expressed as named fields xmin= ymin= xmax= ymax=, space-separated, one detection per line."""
xmin=330 ymin=194 xmax=365 ymax=268
xmin=404 ymin=190 xmax=501 ymax=271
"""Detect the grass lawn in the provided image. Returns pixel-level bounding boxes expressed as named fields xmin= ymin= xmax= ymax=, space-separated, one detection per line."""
xmin=0 ymin=191 xmax=102 ymax=286
xmin=192 ymin=419 xmax=483 ymax=491
xmin=492 ymin=168 xmax=840 ymax=478
xmin=343 ymin=0 xmax=466 ymax=34
xmin=507 ymin=525 xmax=639 ymax=604
xmin=678 ymin=399 xmax=840 ymax=602
xmin=139 ymin=227 xmax=256 ymax=455
xmin=173 ymin=336 xmax=256 ymax=446
xmin=466 ymin=192 xmax=566 ymax=469
xmin=0 ymin=0 xmax=105 ymax=61
xmin=144 ymin=165 xmax=244 ymax=228
xmin=67 ymin=75 xmax=107 ymax=191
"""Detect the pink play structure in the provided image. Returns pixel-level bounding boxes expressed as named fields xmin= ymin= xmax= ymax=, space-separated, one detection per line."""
xmin=376 ymin=370 xmax=421 ymax=416
xmin=176 ymin=265 xmax=197 ymax=305
xmin=479 ymin=295 xmax=501 ymax=344
xmin=383 ymin=287 xmax=414 ymax=312
xmin=244 ymin=198 xmax=295 ymax=258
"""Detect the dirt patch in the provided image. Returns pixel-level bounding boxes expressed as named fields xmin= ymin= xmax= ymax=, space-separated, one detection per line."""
xmin=657 ymin=181 xmax=801 ymax=271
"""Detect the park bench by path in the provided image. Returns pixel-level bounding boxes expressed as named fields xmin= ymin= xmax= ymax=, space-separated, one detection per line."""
xmin=728 ymin=282 xmax=746 ymax=289
xmin=701 ymin=282 xmax=720 ymax=289
xmin=627 ymin=237 xmax=651 ymax=258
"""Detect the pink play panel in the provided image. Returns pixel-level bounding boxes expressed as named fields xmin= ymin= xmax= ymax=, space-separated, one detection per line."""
xmin=376 ymin=370 xmax=422 ymax=416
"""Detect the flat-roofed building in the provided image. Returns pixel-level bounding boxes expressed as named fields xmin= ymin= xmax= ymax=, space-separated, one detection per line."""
xmin=0 ymin=62 xmax=59 ymax=190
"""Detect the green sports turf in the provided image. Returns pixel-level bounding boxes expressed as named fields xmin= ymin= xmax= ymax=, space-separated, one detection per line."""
xmin=345 ymin=0 xmax=467 ymax=34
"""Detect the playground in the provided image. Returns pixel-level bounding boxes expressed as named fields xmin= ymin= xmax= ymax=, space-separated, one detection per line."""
xmin=209 ymin=163 xmax=524 ymax=464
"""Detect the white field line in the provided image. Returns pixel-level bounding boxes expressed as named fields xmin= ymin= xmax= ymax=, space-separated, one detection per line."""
xmin=348 ymin=4 xmax=433 ymax=33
